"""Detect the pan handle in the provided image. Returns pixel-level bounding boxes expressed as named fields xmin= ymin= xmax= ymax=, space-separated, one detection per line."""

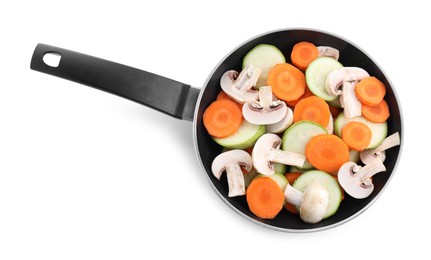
xmin=30 ymin=43 xmax=200 ymax=121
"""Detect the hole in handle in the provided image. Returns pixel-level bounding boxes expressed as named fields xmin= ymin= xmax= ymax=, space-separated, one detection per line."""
xmin=43 ymin=52 xmax=61 ymax=67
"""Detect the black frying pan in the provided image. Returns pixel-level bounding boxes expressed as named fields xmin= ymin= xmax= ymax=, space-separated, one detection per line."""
xmin=30 ymin=28 xmax=403 ymax=232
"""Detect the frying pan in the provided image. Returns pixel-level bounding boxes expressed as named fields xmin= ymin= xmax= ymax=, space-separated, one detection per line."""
xmin=30 ymin=28 xmax=403 ymax=232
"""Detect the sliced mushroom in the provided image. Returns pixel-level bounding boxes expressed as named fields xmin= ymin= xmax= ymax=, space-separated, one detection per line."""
xmin=317 ymin=46 xmax=340 ymax=60
xmin=242 ymin=86 xmax=287 ymax=125
xmin=266 ymin=106 xmax=293 ymax=133
xmin=325 ymin=67 xmax=370 ymax=119
xmin=220 ymin=64 xmax=260 ymax=103
xmin=360 ymin=132 xmax=400 ymax=164
xmin=284 ymin=182 xmax=329 ymax=224
xmin=252 ymin=133 xmax=305 ymax=175
xmin=337 ymin=158 xmax=386 ymax=199
xmin=211 ymin=149 xmax=252 ymax=197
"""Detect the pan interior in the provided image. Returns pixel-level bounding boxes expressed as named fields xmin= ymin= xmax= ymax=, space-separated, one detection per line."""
xmin=194 ymin=29 xmax=402 ymax=231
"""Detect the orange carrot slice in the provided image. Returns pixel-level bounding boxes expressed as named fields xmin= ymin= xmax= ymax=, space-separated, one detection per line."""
xmin=355 ymin=76 xmax=386 ymax=106
xmin=293 ymin=96 xmax=330 ymax=127
xmin=286 ymin=85 xmax=313 ymax=107
xmin=216 ymin=90 xmax=231 ymax=101
xmin=291 ymin=41 xmax=319 ymax=71
xmin=341 ymin=121 xmax=372 ymax=151
xmin=203 ymin=99 xmax=243 ymax=138
xmin=246 ymin=177 xmax=285 ymax=219
xmin=305 ymin=134 xmax=349 ymax=174
xmin=361 ymin=99 xmax=390 ymax=123
xmin=267 ymin=63 xmax=306 ymax=102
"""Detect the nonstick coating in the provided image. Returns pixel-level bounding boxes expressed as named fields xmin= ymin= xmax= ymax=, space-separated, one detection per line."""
xmin=193 ymin=29 xmax=403 ymax=232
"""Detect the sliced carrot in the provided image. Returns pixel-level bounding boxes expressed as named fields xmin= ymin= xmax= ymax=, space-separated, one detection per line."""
xmin=283 ymin=172 xmax=302 ymax=214
xmin=361 ymin=99 xmax=390 ymax=123
xmin=286 ymin=85 xmax=313 ymax=107
xmin=291 ymin=41 xmax=319 ymax=71
xmin=246 ymin=177 xmax=285 ymax=219
xmin=293 ymin=96 xmax=330 ymax=127
xmin=285 ymin=172 xmax=302 ymax=185
xmin=216 ymin=90 xmax=243 ymax=110
xmin=203 ymin=99 xmax=243 ymax=138
xmin=305 ymin=134 xmax=349 ymax=174
xmin=267 ymin=63 xmax=306 ymax=102
xmin=341 ymin=121 xmax=372 ymax=151
xmin=355 ymin=76 xmax=386 ymax=106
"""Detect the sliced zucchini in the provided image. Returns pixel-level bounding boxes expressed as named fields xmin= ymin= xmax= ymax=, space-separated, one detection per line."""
xmin=242 ymin=44 xmax=286 ymax=88
xmin=305 ymin=57 xmax=343 ymax=101
xmin=282 ymin=121 xmax=327 ymax=169
xmin=213 ymin=120 xmax=265 ymax=149
xmin=334 ymin=112 xmax=388 ymax=149
xmin=349 ymin=150 xmax=360 ymax=163
xmin=274 ymin=163 xmax=287 ymax=175
xmin=289 ymin=166 xmax=311 ymax=173
xmin=243 ymin=168 xmax=259 ymax=188
xmin=292 ymin=170 xmax=343 ymax=219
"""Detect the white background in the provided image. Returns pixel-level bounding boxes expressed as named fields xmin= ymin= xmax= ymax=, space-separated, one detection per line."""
xmin=0 ymin=1 xmax=428 ymax=259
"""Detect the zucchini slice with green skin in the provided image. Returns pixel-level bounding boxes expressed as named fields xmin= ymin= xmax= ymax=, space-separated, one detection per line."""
xmin=282 ymin=121 xmax=327 ymax=169
xmin=266 ymin=173 xmax=288 ymax=191
xmin=306 ymin=57 xmax=343 ymax=101
xmin=292 ymin=170 xmax=343 ymax=219
xmin=242 ymin=44 xmax=286 ymax=88
xmin=334 ymin=112 xmax=388 ymax=149
xmin=274 ymin=163 xmax=287 ymax=175
xmin=213 ymin=120 xmax=265 ymax=149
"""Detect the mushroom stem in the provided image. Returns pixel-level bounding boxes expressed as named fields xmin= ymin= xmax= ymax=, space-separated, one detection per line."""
xmin=225 ymin=163 xmax=246 ymax=197
xmin=284 ymin=184 xmax=303 ymax=207
xmin=267 ymin=149 xmax=306 ymax=168
xmin=355 ymin=157 xmax=386 ymax=183
xmin=375 ymin=132 xmax=401 ymax=153
xmin=341 ymin=80 xmax=362 ymax=118
xmin=258 ymin=85 xmax=273 ymax=108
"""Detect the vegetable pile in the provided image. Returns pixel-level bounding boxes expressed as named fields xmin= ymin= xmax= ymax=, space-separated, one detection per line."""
xmin=203 ymin=41 xmax=400 ymax=224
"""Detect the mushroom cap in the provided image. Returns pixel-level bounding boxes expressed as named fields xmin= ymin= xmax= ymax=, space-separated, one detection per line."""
xmin=242 ymin=101 xmax=288 ymax=125
xmin=360 ymin=149 xmax=386 ymax=165
xmin=360 ymin=132 xmax=400 ymax=164
xmin=211 ymin=149 xmax=252 ymax=180
xmin=325 ymin=67 xmax=370 ymax=96
xmin=252 ymin=133 xmax=281 ymax=176
xmin=317 ymin=46 xmax=340 ymax=61
xmin=266 ymin=106 xmax=293 ymax=133
xmin=220 ymin=67 xmax=259 ymax=104
xmin=300 ymin=182 xmax=330 ymax=224
xmin=337 ymin=161 xmax=374 ymax=199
